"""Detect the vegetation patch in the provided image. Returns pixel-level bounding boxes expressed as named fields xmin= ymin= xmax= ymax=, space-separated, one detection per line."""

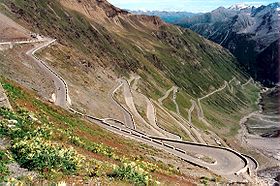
xmin=0 ymin=78 xmax=178 ymax=184
xmin=0 ymin=150 xmax=11 ymax=182
xmin=12 ymin=137 xmax=84 ymax=174
xmin=110 ymin=161 xmax=159 ymax=185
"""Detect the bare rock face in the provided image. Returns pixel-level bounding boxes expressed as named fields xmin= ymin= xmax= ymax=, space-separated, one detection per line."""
xmin=59 ymin=0 xmax=166 ymax=30
xmin=0 ymin=84 xmax=12 ymax=110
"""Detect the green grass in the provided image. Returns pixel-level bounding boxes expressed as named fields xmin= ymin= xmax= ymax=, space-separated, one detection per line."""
xmin=0 ymin=150 xmax=11 ymax=182
xmin=200 ymin=82 xmax=260 ymax=136
xmin=110 ymin=162 xmax=153 ymax=185
xmin=175 ymin=90 xmax=193 ymax=121
xmin=2 ymin=82 xmax=24 ymax=100
xmin=162 ymin=97 xmax=177 ymax=114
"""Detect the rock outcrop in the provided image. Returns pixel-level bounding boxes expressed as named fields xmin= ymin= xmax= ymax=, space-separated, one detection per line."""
xmin=0 ymin=84 xmax=12 ymax=110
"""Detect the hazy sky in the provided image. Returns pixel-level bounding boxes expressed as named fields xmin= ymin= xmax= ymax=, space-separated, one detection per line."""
xmin=107 ymin=0 xmax=276 ymax=12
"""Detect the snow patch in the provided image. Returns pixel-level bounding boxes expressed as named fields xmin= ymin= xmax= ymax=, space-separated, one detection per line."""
xmin=229 ymin=3 xmax=252 ymax=10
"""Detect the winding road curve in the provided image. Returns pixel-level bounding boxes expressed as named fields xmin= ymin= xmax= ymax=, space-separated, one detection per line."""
xmin=241 ymin=78 xmax=253 ymax=89
xmin=0 ymin=38 xmax=70 ymax=108
xmin=197 ymin=81 xmax=228 ymax=119
xmin=121 ymin=79 xmax=166 ymax=137
xmin=1 ymin=36 xmax=259 ymax=182
xmin=158 ymin=86 xmax=177 ymax=105
xmin=157 ymin=86 xmax=202 ymax=141
xmin=128 ymin=76 xmax=181 ymax=140
xmin=26 ymin=39 xmax=71 ymax=108
xmin=172 ymin=87 xmax=180 ymax=114
xmin=109 ymin=81 xmax=136 ymax=129
xmin=145 ymin=96 xmax=181 ymax=139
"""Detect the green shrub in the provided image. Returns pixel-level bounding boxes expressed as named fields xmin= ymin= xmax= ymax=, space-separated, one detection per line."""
xmin=1 ymin=82 xmax=24 ymax=100
xmin=0 ymin=150 xmax=11 ymax=182
xmin=0 ymin=111 xmax=52 ymax=141
xmin=84 ymin=141 xmax=115 ymax=158
xmin=110 ymin=162 xmax=157 ymax=185
xmin=11 ymin=137 xmax=84 ymax=174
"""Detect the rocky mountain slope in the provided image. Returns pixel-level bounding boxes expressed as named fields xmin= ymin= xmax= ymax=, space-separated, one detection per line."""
xmin=0 ymin=0 xmax=263 ymax=184
xmin=176 ymin=2 xmax=280 ymax=86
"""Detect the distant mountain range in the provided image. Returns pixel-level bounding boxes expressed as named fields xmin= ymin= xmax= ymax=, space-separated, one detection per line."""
xmin=131 ymin=3 xmax=280 ymax=86
xmin=175 ymin=2 xmax=280 ymax=86
xmin=129 ymin=10 xmax=198 ymax=24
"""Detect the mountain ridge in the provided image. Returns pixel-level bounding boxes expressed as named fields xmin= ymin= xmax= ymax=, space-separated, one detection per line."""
xmin=175 ymin=2 xmax=280 ymax=86
xmin=130 ymin=10 xmax=197 ymax=24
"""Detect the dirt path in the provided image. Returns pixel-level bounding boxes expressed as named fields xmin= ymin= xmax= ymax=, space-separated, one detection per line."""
xmin=145 ymin=97 xmax=181 ymax=139
xmin=158 ymin=86 xmax=177 ymax=105
xmin=172 ymin=87 xmax=180 ymax=114
xmin=242 ymin=78 xmax=253 ymax=89
xmin=197 ymin=81 xmax=228 ymax=118
xmin=121 ymin=79 xmax=166 ymax=137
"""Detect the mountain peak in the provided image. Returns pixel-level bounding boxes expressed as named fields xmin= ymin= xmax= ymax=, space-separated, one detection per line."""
xmin=267 ymin=2 xmax=280 ymax=9
xmin=228 ymin=3 xmax=252 ymax=11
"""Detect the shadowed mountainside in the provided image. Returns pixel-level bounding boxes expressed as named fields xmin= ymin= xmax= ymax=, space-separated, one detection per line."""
xmin=174 ymin=3 xmax=280 ymax=86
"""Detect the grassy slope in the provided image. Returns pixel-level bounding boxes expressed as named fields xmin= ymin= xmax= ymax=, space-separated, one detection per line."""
xmin=202 ymin=82 xmax=260 ymax=137
xmin=0 ymin=77 xmax=194 ymax=185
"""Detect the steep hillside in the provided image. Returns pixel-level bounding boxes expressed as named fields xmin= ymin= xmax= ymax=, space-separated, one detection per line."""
xmin=175 ymin=3 xmax=280 ymax=86
xmin=0 ymin=0 xmax=262 ymax=184
xmin=0 ymin=77 xmax=210 ymax=185
xmin=1 ymin=0 xmax=260 ymax=149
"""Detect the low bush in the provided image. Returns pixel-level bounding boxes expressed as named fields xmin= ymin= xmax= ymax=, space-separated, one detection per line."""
xmin=0 ymin=108 xmax=84 ymax=175
xmin=11 ymin=137 xmax=84 ymax=174
xmin=110 ymin=161 xmax=158 ymax=185
xmin=111 ymin=162 xmax=149 ymax=185
xmin=0 ymin=150 xmax=11 ymax=182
